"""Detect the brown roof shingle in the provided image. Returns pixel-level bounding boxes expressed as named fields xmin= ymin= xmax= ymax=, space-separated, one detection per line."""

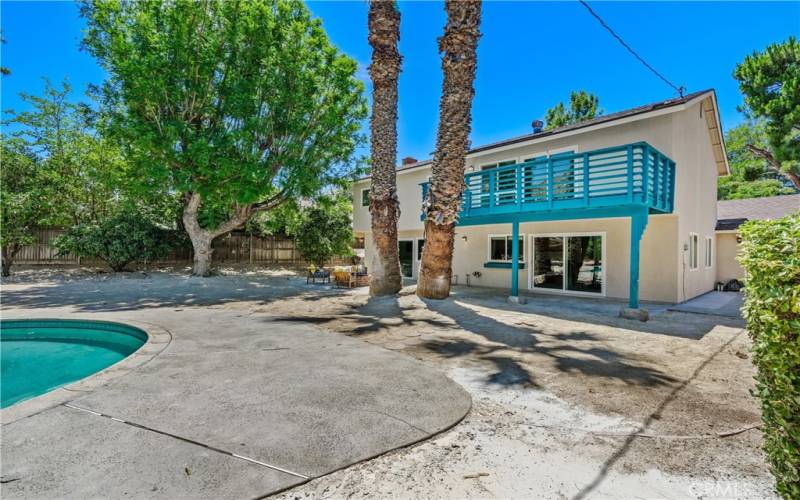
xmin=716 ymin=194 xmax=800 ymax=230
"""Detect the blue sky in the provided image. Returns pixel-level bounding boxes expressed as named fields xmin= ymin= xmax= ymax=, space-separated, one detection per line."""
xmin=2 ymin=1 xmax=798 ymax=161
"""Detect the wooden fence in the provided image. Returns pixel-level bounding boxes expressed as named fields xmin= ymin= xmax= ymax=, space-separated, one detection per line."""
xmin=14 ymin=227 xmax=354 ymax=268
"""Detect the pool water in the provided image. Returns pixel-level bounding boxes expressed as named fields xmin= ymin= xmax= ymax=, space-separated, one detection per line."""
xmin=1 ymin=320 xmax=147 ymax=408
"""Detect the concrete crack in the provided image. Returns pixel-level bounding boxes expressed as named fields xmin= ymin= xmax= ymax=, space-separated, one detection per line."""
xmin=342 ymin=406 xmax=431 ymax=435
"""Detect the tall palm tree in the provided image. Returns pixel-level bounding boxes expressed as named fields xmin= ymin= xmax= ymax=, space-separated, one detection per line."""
xmin=417 ymin=0 xmax=482 ymax=299
xmin=367 ymin=0 xmax=403 ymax=296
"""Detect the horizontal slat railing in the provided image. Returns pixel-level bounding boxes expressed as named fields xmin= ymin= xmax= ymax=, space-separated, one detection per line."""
xmin=420 ymin=141 xmax=675 ymax=220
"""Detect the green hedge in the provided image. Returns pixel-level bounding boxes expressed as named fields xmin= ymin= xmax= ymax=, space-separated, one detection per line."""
xmin=739 ymin=213 xmax=800 ymax=498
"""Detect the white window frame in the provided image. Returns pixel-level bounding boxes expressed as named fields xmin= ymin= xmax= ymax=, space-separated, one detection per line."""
xmin=487 ymin=234 xmax=526 ymax=263
xmin=527 ymin=232 xmax=607 ymax=297
xmin=688 ymin=233 xmax=699 ymax=271
xmin=479 ymin=158 xmax=518 ymax=170
xmin=360 ymin=188 xmax=370 ymax=207
xmin=704 ymin=236 xmax=713 ymax=269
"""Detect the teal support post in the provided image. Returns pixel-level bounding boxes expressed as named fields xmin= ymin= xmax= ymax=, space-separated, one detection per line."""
xmin=628 ymin=209 xmax=648 ymax=309
xmin=511 ymin=221 xmax=520 ymax=297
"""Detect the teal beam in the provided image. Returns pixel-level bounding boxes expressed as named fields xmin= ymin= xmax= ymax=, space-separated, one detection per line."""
xmin=628 ymin=208 xmax=649 ymax=309
xmin=511 ymin=221 xmax=520 ymax=297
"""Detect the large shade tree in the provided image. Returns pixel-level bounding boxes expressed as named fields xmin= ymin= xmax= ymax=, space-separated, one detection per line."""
xmin=81 ymin=0 xmax=367 ymax=276
xmin=734 ymin=37 xmax=800 ymax=190
xmin=417 ymin=0 xmax=482 ymax=299
xmin=367 ymin=0 xmax=403 ymax=295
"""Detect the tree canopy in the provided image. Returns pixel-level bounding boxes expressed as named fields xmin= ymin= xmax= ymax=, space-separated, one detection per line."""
xmin=80 ymin=0 xmax=367 ymax=275
xmin=718 ymin=120 xmax=796 ymax=200
xmin=292 ymin=194 xmax=353 ymax=268
xmin=544 ymin=90 xmax=602 ymax=129
xmin=5 ymin=80 xmax=124 ymax=225
xmin=0 ymin=136 xmax=55 ymax=275
xmin=734 ymin=37 xmax=799 ymax=188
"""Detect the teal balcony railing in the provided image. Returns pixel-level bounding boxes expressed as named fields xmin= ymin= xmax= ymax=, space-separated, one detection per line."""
xmin=420 ymin=142 xmax=675 ymax=222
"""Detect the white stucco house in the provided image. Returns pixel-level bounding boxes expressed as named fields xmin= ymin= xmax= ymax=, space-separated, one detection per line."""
xmin=353 ymin=90 xmax=731 ymax=308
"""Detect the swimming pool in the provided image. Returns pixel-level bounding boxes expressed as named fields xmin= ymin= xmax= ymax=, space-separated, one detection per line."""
xmin=1 ymin=319 xmax=147 ymax=408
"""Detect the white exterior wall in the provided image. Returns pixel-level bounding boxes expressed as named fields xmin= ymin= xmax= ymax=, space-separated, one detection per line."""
xmin=355 ymin=96 xmax=722 ymax=304
xmin=716 ymin=232 xmax=744 ymax=283
xmin=671 ymin=100 xmax=720 ymax=301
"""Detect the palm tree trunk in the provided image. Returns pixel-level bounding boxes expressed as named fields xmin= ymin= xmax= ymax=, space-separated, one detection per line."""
xmin=417 ymin=0 xmax=482 ymax=300
xmin=367 ymin=0 xmax=403 ymax=296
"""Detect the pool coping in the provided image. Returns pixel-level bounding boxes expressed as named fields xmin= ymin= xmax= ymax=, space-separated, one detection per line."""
xmin=1 ymin=317 xmax=172 ymax=425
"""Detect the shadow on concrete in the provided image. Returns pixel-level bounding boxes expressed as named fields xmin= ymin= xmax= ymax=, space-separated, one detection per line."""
xmin=273 ymin=291 xmax=679 ymax=391
xmin=448 ymin=286 xmax=745 ymax=340
xmin=419 ymin=298 xmax=678 ymax=390
xmin=0 ymin=273 xmax=339 ymax=312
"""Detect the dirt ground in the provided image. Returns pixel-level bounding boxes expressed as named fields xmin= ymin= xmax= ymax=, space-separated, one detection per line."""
xmin=2 ymin=267 xmax=775 ymax=499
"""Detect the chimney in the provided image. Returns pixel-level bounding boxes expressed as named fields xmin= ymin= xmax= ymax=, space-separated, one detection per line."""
xmin=401 ymin=156 xmax=418 ymax=166
xmin=531 ymin=119 xmax=544 ymax=134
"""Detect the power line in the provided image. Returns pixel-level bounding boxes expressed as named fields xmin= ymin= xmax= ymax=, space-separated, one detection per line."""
xmin=578 ymin=0 xmax=685 ymax=97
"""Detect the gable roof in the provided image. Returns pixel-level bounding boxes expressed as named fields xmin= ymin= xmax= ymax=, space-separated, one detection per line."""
xmin=716 ymin=194 xmax=800 ymax=230
xmin=367 ymin=89 xmax=727 ymax=180
xmin=468 ymin=89 xmax=714 ymax=154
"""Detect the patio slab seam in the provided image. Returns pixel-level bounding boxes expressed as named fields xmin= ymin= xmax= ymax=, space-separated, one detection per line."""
xmin=63 ymin=402 xmax=310 ymax=479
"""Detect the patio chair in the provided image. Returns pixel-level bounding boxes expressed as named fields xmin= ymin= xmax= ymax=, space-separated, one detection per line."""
xmin=333 ymin=269 xmax=353 ymax=288
xmin=306 ymin=266 xmax=330 ymax=284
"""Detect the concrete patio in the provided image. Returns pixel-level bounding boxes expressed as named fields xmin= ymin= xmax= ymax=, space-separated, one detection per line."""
xmin=0 ymin=269 xmax=773 ymax=499
xmin=1 ymin=272 xmax=471 ymax=499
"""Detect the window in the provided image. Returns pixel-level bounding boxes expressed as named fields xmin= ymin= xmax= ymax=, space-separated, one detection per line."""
xmin=689 ymin=233 xmax=699 ymax=270
xmin=488 ymin=235 xmax=524 ymax=262
xmin=481 ymin=160 xmax=517 ymax=206
xmin=361 ymin=188 xmax=370 ymax=207
xmin=705 ymin=236 xmax=713 ymax=268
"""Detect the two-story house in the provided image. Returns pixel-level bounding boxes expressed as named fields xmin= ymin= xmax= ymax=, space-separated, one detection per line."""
xmin=353 ymin=90 xmax=729 ymax=309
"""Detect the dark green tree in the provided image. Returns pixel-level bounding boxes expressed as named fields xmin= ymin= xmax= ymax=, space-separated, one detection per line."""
xmin=734 ymin=37 xmax=800 ymax=189
xmin=0 ymin=136 xmax=54 ymax=276
xmin=293 ymin=195 xmax=353 ymax=268
xmin=544 ymin=90 xmax=602 ymax=129
xmin=81 ymin=0 xmax=367 ymax=276
xmin=4 ymin=79 xmax=121 ymax=225
xmin=718 ymin=120 xmax=796 ymax=200
xmin=54 ymin=210 xmax=173 ymax=272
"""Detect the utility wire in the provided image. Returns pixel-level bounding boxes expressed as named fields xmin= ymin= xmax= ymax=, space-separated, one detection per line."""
xmin=578 ymin=0 xmax=685 ymax=97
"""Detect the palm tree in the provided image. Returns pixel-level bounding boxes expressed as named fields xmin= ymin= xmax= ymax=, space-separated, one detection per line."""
xmin=417 ymin=0 xmax=482 ymax=299
xmin=367 ymin=0 xmax=403 ymax=296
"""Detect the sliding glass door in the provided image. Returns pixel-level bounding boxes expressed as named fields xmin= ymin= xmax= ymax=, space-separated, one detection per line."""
xmin=530 ymin=234 xmax=604 ymax=295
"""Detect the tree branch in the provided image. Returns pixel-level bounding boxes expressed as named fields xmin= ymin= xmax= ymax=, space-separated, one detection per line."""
xmin=747 ymin=144 xmax=800 ymax=190
xmin=251 ymin=189 xmax=288 ymax=213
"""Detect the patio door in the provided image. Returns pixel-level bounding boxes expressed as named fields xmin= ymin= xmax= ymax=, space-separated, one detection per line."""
xmin=398 ymin=240 xmax=413 ymax=278
xmin=528 ymin=233 xmax=605 ymax=295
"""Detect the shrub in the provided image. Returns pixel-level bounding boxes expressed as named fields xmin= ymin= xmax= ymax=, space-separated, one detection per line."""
xmin=55 ymin=211 xmax=172 ymax=272
xmin=294 ymin=203 xmax=353 ymax=268
xmin=739 ymin=213 xmax=800 ymax=498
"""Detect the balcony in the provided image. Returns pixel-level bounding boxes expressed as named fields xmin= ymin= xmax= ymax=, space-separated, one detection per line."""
xmin=420 ymin=142 xmax=675 ymax=225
